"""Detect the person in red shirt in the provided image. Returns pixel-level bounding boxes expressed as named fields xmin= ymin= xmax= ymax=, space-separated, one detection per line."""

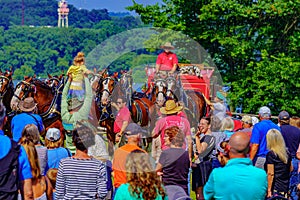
xmin=156 ymin=42 xmax=178 ymax=74
xmin=152 ymin=100 xmax=192 ymax=160
xmin=112 ymin=96 xmax=131 ymax=143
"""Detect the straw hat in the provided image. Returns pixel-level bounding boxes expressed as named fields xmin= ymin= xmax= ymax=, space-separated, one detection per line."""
xmin=19 ymin=97 xmax=37 ymax=112
xmin=161 ymin=42 xmax=175 ymax=50
xmin=160 ymin=100 xmax=183 ymax=115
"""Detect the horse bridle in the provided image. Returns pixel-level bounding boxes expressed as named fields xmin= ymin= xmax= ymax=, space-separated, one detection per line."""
xmin=154 ymin=78 xmax=167 ymax=98
xmin=48 ymin=77 xmax=60 ymax=88
xmin=120 ymin=73 xmax=133 ymax=100
xmin=0 ymin=75 xmax=12 ymax=99
xmin=13 ymin=81 xmax=36 ymax=101
xmin=99 ymin=77 xmax=115 ymax=96
xmin=166 ymin=76 xmax=177 ymax=98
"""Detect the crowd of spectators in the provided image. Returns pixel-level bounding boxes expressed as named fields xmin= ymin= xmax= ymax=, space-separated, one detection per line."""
xmin=0 ymin=67 xmax=300 ymax=200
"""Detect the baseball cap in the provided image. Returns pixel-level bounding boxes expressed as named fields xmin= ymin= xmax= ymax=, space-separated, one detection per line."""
xmin=241 ymin=115 xmax=252 ymax=124
xmin=278 ymin=111 xmax=290 ymax=120
xmin=258 ymin=106 xmax=271 ymax=117
xmin=125 ymin=123 xmax=147 ymax=136
xmin=46 ymin=128 xmax=61 ymax=141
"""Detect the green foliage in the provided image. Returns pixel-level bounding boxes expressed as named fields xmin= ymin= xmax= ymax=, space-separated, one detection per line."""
xmin=0 ymin=0 xmax=141 ymax=29
xmin=128 ymin=0 xmax=300 ymax=115
xmin=13 ymin=65 xmax=34 ymax=80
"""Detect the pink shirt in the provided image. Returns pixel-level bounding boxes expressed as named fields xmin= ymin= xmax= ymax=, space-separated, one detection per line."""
xmin=156 ymin=52 xmax=178 ymax=71
xmin=153 ymin=115 xmax=191 ymax=150
xmin=114 ymin=107 xmax=131 ymax=133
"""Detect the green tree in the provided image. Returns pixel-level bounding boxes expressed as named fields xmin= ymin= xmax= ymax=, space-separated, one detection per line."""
xmin=128 ymin=0 xmax=300 ymax=115
xmin=13 ymin=65 xmax=34 ymax=80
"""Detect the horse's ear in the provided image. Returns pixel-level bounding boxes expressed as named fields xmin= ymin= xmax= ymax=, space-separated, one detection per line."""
xmin=128 ymin=69 xmax=133 ymax=75
xmin=47 ymin=73 xmax=52 ymax=78
xmin=93 ymin=68 xmax=97 ymax=74
xmin=113 ymin=72 xmax=118 ymax=79
xmin=33 ymin=74 xmax=36 ymax=78
xmin=100 ymin=68 xmax=106 ymax=76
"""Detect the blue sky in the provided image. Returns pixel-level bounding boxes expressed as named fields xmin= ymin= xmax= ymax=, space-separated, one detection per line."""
xmin=67 ymin=0 xmax=163 ymax=12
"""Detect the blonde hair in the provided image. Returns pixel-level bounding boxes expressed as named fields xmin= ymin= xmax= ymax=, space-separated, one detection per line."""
xmin=126 ymin=150 xmax=166 ymax=200
xmin=20 ymin=139 xmax=41 ymax=179
xmin=47 ymin=168 xmax=58 ymax=189
xmin=220 ymin=117 xmax=234 ymax=131
xmin=266 ymin=129 xmax=288 ymax=164
xmin=73 ymin=52 xmax=85 ymax=65
xmin=45 ymin=137 xmax=64 ymax=148
xmin=21 ymin=124 xmax=40 ymax=144
xmin=290 ymin=116 xmax=300 ymax=129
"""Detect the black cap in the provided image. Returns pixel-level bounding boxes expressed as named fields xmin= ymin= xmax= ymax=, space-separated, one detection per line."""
xmin=278 ymin=111 xmax=290 ymax=120
xmin=125 ymin=123 xmax=147 ymax=135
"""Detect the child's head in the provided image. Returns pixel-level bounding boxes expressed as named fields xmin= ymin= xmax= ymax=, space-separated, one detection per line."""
xmin=74 ymin=52 xmax=85 ymax=65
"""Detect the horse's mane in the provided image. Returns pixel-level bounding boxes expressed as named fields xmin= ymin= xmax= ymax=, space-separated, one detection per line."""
xmin=32 ymin=78 xmax=52 ymax=90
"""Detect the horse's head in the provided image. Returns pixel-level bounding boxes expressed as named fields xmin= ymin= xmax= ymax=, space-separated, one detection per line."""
xmin=46 ymin=73 xmax=64 ymax=89
xmin=99 ymin=76 xmax=116 ymax=105
xmin=0 ymin=71 xmax=13 ymax=99
xmin=120 ymin=71 xmax=132 ymax=91
xmin=154 ymin=78 xmax=167 ymax=104
xmin=10 ymin=77 xmax=35 ymax=111
xmin=166 ymin=75 xmax=177 ymax=98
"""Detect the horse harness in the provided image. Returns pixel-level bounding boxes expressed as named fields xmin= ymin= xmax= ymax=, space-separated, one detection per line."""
xmin=0 ymin=75 xmax=13 ymax=100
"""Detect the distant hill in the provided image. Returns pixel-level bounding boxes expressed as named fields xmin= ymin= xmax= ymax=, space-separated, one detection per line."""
xmin=109 ymin=12 xmax=132 ymax=17
xmin=0 ymin=0 xmax=111 ymax=29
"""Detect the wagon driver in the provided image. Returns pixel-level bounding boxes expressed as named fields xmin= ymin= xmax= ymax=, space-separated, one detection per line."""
xmin=155 ymin=42 xmax=178 ymax=75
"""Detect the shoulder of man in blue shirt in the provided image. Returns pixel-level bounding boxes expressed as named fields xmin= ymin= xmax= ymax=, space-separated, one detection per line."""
xmin=18 ymin=146 xmax=33 ymax=181
xmin=0 ymin=134 xmax=11 ymax=159
xmin=0 ymin=133 xmax=32 ymax=181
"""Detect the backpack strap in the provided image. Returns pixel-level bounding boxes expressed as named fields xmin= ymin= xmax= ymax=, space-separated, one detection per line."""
xmin=65 ymin=148 xmax=71 ymax=157
xmin=26 ymin=113 xmax=42 ymax=132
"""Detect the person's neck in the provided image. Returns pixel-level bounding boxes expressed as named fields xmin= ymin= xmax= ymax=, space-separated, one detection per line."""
xmin=204 ymin=130 xmax=212 ymax=135
xmin=170 ymin=144 xmax=181 ymax=148
xmin=127 ymin=139 xmax=139 ymax=146
xmin=73 ymin=149 xmax=91 ymax=159
xmin=229 ymin=153 xmax=246 ymax=159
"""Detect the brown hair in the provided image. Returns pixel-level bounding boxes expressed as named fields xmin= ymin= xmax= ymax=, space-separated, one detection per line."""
xmin=290 ymin=116 xmax=300 ymax=129
xmin=19 ymin=138 xmax=41 ymax=179
xmin=21 ymin=124 xmax=40 ymax=144
xmin=165 ymin=126 xmax=184 ymax=147
xmin=47 ymin=168 xmax=58 ymax=189
xmin=126 ymin=150 xmax=166 ymax=200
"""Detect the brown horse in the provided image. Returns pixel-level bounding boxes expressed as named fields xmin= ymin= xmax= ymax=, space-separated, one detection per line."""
xmin=0 ymin=70 xmax=15 ymax=137
xmin=164 ymin=74 xmax=207 ymax=129
xmin=46 ymin=73 xmax=65 ymax=90
xmin=112 ymin=72 xmax=156 ymax=134
xmin=10 ymin=77 xmax=64 ymax=136
xmin=90 ymin=72 xmax=119 ymax=156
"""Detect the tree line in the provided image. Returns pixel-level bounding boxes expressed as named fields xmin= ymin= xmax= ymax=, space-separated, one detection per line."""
xmin=127 ymin=0 xmax=300 ymax=115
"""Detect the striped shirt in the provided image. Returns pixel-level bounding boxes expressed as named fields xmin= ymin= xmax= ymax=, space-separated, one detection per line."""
xmin=56 ymin=157 xmax=107 ymax=199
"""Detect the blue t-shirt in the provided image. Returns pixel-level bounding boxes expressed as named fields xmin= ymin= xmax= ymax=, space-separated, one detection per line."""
xmin=204 ymin=158 xmax=267 ymax=200
xmin=47 ymin=147 xmax=71 ymax=169
xmin=280 ymin=124 xmax=300 ymax=157
xmin=0 ymin=131 xmax=32 ymax=181
xmin=250 ymin=120 xmax=280 ymax=157
xmin=11 ymin=112 xmax=44 ymax=142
